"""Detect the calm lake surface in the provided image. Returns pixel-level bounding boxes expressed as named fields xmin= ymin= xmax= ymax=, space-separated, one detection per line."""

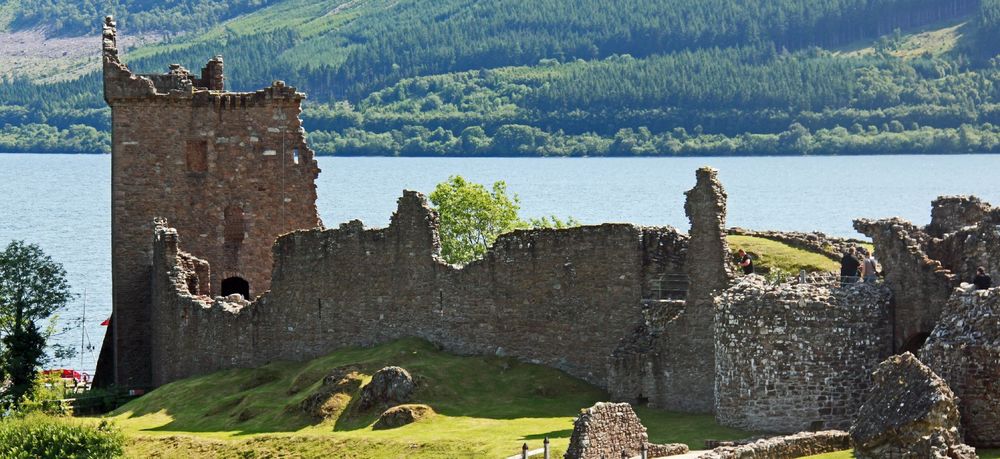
xmin=1 ymin=153 xmax=997 ymax=371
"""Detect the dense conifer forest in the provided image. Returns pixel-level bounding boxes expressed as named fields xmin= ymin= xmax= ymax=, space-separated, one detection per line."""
xmin=1 ymin=0 xmax=999 ymax=155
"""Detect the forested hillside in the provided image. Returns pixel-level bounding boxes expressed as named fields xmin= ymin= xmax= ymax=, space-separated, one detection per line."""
xmin=1 ymin=0 xmax=999 ymax=155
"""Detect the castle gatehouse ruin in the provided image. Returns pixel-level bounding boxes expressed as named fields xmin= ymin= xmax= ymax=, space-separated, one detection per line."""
xmin=96 ymin=18 xmax=999 ymax=446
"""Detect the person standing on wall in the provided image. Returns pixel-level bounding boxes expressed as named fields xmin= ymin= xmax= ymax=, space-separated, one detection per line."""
xmin=861 ymin=249 xmax=879 ymax=284
xmin=737 ymin=249 xmax=754 ymax=275
xmin=840 ymin=247 xmax=861 ymax=286
xmin=974 ymin=267 xmax=992 ymax=290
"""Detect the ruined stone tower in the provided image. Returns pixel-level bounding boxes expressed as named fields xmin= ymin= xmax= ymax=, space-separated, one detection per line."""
xmin=97 ymin=16 xmax=321 ymax=388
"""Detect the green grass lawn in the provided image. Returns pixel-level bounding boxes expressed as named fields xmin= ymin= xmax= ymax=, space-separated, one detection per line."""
xmin=109 ymin=338 xmax=752 ymax=458
xmin=727 ymin=235 xmax=840 ymax=274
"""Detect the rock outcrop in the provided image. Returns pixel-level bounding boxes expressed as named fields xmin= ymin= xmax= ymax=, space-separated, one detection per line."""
xmin=373 ymin=404 xmax=435 ymax=430
xmin=298 ymin=366 xmax=364 ymax=419
xmin=357 ymin=366 xmax=415 ymax=411
xmin=850 ymin=353 xmax=977 ymax=459
xmin=564 ymin=402 xmax=687 ymax=459
xmin=923 ymin=288 xmax=1000 ymax=447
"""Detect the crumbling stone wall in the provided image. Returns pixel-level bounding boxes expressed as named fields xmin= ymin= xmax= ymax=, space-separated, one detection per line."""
xmin=101 ymin=16 xmax=321 ymax=388
xmin=714 ymin=276 xmax=892 ymax=432
xmin=923 ymin=288 xmax=1000 ymax=448
xmin=564 ymin=402 xmax=687 ymax=459
xmin=149 ymin=191 xmax=689 ymax=389
xmin=850 ymin=352 xmax=977 ymax=459
xmin=927 ymin=207 xmax=1000 ymax=284
xmin=695 ymin=431 xmax=850 ymax=459
xmin=608 ymin=167 xmax=729 ymax=413
xmin=854 ymin=217 xmax=958 ymax=352
xmin=927 ymin=196 xmax=991 ymax=238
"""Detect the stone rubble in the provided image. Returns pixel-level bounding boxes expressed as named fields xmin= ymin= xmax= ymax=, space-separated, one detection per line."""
xmin=695 ymin=431 xmax=850 ymax=459
xmin=850 ymin=352 xmax=977 ymax=459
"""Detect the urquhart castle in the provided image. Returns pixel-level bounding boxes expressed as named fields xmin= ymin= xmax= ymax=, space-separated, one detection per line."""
xmin=95 ymin=16 xmax=999 ymax=453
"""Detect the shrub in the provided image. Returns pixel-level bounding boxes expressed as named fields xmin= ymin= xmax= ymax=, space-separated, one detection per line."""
xmin=0 ymin=414 xmax=125 ymax=458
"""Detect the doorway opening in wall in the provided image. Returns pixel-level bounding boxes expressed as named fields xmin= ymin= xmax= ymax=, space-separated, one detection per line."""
xmin=900 ymin=332 xmax=931 ymax=356
xmin=221 ymin=276 xmax=250 ymax=299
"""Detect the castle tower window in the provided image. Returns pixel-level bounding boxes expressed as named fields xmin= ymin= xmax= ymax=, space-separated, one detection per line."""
xmin=224 ymin=205 xmax=245 ymax=245
xmin=186 ymin=140 xmax=208 ymax=172
xmin=292 ymin=148 xmax=300 ymax=164
xmin=221 ymin=276 xmax=250 ymax=299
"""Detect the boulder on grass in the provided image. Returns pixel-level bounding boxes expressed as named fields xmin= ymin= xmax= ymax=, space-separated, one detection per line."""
xmin=373 ymin=404 xmax=435 ymax=430
xmin=357 ymin=366 xmax=415 ymax=411
xmin=299 ymin=366 xmax=364 ymax=419
xmin=850 ymin=352 xmax=978 ymax=459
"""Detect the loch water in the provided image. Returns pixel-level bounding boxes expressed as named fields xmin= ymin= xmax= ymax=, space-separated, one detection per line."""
xmin=1 ymin=153 xmax=998 ymax=371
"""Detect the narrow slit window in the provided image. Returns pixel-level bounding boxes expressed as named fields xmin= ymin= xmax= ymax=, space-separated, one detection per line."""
xmin=292 ymin=148 xmax=300 ymax=164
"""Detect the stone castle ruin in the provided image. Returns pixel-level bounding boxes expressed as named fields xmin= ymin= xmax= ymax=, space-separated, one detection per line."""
xmin=97 ymin=17 xmax=999 ymax=449
xmin=98 ymin=16 xmax=320 ymax=388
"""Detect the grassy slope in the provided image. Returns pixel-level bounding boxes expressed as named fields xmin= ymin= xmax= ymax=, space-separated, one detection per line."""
xmin=727 ymin=235 xmax=840 ymax=274
xmin=111 ymin=338 xmax=751 ymax=458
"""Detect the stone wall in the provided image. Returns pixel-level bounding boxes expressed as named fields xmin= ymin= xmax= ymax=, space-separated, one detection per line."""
xmin=927 ymin=207 xmax=1000 ymax=283
xmin=564 ymin=402 xmax=687 ymax=459
xmin=149 ymin=191 xmax=689 ymax=389
xmin=608 ymin=167 xmax=729 ymax=413
xmin=923 ymin=288 xmax=1000 ymax=448
xmin=927 ymin=195 xmax=992 ymax=238
xmin=714 ymin=276 xmax=892 ymax=432
xmin=696 ymin=431 xmax=850 ymax=459
xmin=854 ymin=217 xmax=958 ymax=352
xmin=101 ymin=16 xmax=321 ymax=388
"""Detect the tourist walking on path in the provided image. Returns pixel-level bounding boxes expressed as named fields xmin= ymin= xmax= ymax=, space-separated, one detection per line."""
xmin=840 ymin=247 xmax=861 ymax=286
xmin=861 ymin=250 xmax=879 ymax=284
xmin=974 ymin=267 xmax=992 ymax=290
xmin=737 ymin=249 xmax=754 ymax=275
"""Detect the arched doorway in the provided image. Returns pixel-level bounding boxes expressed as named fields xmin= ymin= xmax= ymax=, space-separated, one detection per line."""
xmin=221 ymin=276 xmax=250 ymax=299
xmin=900 ymin=332 xmax=931 ymax=356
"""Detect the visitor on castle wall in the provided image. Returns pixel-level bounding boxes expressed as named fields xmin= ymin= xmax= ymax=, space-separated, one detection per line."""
xmin=861 ymin=249 xmax=879 ymax=284
xmin=840 ymin=247 xmax=861 ymax=286
xmin=974 ymin=267 xmax=993 ymax=290
xmin=737 ymin=249 xmax=754 ymax=275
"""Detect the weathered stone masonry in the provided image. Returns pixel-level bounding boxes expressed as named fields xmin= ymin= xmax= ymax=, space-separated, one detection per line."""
xmin=714 ymin=276 xmax=892 ymax=432
xmin=100 ymin=16 xmax=321 ymax=388
xmin=607 ymin=167 xmax=730 ymax=413
xmin=150 ymin=191 xmax=689 ymax=388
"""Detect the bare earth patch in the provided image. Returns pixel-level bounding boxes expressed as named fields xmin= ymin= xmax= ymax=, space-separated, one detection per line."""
xmin=0 ymin=28 xmax=163 ymax=82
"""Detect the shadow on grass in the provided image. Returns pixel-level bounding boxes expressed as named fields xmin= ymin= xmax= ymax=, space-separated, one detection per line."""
xmin=523 ymin=429 xmax=573 ymax=440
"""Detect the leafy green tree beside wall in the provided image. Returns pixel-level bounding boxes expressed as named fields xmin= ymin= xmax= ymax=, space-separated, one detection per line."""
xmin=0 ymin=241 xmax=73 ymax=408
xmin=429 ymin=176 xmax=577 ymax=265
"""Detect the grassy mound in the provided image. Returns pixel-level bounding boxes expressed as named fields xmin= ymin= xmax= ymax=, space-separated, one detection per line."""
xmin=727 ymin=235 xmax=840 ymax=274
xmin=111 ymin=338 xmax=751 ymax=458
